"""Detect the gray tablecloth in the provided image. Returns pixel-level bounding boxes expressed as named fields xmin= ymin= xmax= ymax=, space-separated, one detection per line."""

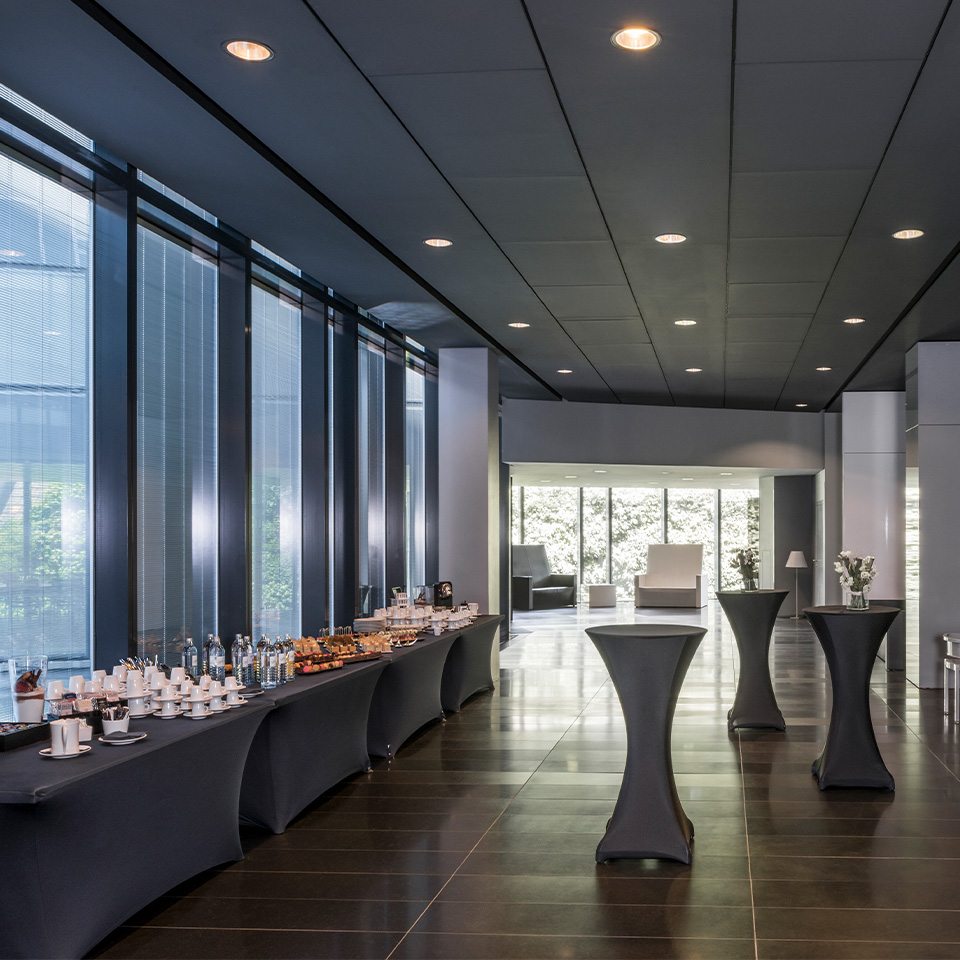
xmin=440 ymin=615 xmax=503 ymax=713
xmin=238 ymin=658 xmax=389 ymax=833
xmin=0 ymin=698 xmax=272 ymax=959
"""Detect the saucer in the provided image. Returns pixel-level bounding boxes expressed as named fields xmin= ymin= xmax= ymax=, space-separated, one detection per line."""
xmin=224 ymin=697 xmax=247 ymax=707
xmin=98 ymin=732 xmax=148 ymax=745
xmin=208 ymin=702 xmax=229 ymax=712
xmin=39 ymin=744 xmax=92 ymax=759
xmin=238 ymin=688 xmax=263 ymax=698
xmin=183 ymin=708 xmax=213 ymax=720
xmin=152 ymin=707 xmax=182 ymax=718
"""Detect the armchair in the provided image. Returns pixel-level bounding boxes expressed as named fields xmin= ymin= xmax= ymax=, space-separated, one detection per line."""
xmin=512 ymin=544 xmax=577 ymax=610
xmin=634 ymin=544 xmax=705 ymax=608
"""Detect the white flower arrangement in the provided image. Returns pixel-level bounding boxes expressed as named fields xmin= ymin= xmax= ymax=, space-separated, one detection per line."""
xmin=834 ymin=551 xmax=876 ymax=593
xmin=731 ymin=547 xmax=759 ymax=580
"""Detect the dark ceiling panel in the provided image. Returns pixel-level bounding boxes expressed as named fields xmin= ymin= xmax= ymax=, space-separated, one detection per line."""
xmin=726 ymin=361 xmax=794 ymax=381
xmin=726 ymin=341 xmax=801 ymax=364
xmin=730 ymin=171 xmax=873 ymax=238
xmin=451 ymin=177 xmax=608 ymax=242
xmin=728 ymin=237 xmax=845 ymax=284
xmin=734 ymin=61 xmax=921 ymax=172
xmin=727 ymin=316 xmax=812 ymax=342
xmin=582 ymin=343 xmax=658 ymax=365
xmin=736 ymin=0 xmax=948 ymax=63
xmin=309 ymin=0 xmax=543 ymax=76
xmin=535 ymin=285 xmax=640 ymax=320
xmin=371 ymin=70 xmax=582 ymax=179
xmin=728 ymin=283 xmax=825 ymax=316
xmin=500 ymin=241 xmax=626 ymax=287
xmin=560 ymin=319 xmax=650 ymax=345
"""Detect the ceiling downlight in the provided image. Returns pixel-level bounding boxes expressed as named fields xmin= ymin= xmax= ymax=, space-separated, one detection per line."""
xmin=611 ymin=28 xmax=661 ymax=51
xmin=844 ymin=317 xmax=865 ymax=325
xmin=223 ymin=40 xmax=274 ymax=62
xmin=655 ymin=234 xmax=686 ymax=244
xmin=893 ymin=229 xmax=924 ymax=239
xmin=674 ymin=319 xmax=697 ymax=326
xmin=423 ymin=238 xmax=452 ymax=248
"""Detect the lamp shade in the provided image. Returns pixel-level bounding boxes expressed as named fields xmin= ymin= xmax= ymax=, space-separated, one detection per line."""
xmin=785 ymin=551 xmax=807 ymax=569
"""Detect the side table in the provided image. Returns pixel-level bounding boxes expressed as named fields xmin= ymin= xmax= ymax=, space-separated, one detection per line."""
xmin=804 ymin=604 xmax=902 ymax=790
xmin=717 ymin=589 xmax=788 ymax=730
xmin=585 ymin=623 xmax=707 ymax=863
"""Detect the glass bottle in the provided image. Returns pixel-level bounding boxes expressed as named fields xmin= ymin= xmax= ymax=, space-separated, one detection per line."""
xmin=181 ymin=636 xmax=199 ymax=679
xmin=284 ymin=634 xmax=296 ymax=681
xmin=255 ymin=635 xmax=268 ymax=682
xmin=275 ymin=637 xmax=287 ymax=684
xmin=209 ymin=635 xmax=226 ymax=683
xmin=260 ymin=639 xmax=278 ymax=689
xmin=231 ymin=634 xmax=244 ymax=682
xmin=202 ymin=633 xmax=214 ymax=675
xmin=243 ymin=636 xmax=255 ymax=685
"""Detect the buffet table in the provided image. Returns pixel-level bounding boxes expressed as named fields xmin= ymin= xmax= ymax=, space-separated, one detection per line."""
xmin=717 ymin=589 xmax=788 ymax=730
xmin=585 ymin=623 xmax=707 ymax=864
xmin=367 ymin=633 xmax=458 ymax=757
xmin=805 ymin=604 xmax=902 ymax=790
xmin=239 ymin=658 xmax=390 ymax=833
xmin=0 ymin=698 xmax=272 ymax=960
xmin=440 ymin=614 xmax=503 ymax=713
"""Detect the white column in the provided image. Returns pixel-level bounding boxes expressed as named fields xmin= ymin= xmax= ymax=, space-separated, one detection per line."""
xmin=907 ymin=343 xmax=960 ymax=687
xmin=841 ymin=392 xmax=905 ymax=600
xmin=438 ymin=346 xmax=500 ymax=620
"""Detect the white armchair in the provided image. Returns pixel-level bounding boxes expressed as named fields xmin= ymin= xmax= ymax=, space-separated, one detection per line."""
xmin=634 ymin=544 xmax=705 ymax=608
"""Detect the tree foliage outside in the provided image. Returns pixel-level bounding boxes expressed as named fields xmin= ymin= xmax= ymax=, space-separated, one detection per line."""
xmin=611 ymin=489 xmax=663 ymax=597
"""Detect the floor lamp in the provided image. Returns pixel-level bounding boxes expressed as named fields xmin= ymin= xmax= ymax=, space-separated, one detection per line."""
xmin=785 ymin=551 xmax=807 ymax=620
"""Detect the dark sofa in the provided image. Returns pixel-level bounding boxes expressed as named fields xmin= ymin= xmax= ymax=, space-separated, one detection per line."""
xmin=511 ymin=544 xmax=577 ymax=610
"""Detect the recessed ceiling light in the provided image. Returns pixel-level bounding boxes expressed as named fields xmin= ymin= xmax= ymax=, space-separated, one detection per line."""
xmin=816 ymin=366 xmax=832 ymax=372
xmin=893 ymin=229 xmax=924 ymax=240
xmin=685 ymin=367 xmax=702 ymax=373
xmin=682 ymin=477 xmax=694 ymax=481
xmin=796 ymin=403 xmax=808 ymax=408
xmin=594 ymin=469 xmax=607 ymax=474
xmin=843 ymin=317 xmax=865 ymax=325
xmin=423 ymin=238 xmax=453 ymax=248
xmin=564 ymin=475 xmax=578 ymax=479
xmin=540 ymin=480 xmax=551 ymax=483
xmin=655 ymin=234 xmax=687 ymax=244
xmin=508 ymin=322 xmax=530 ymax=328
xmin=674 ymin=319 xmax=697 ymax=326
xmin=661 ymin=471 xmax=670 ymax=475
xmin=223 ymin=40 xmax=274 ymax=62
xmin=0 ymin=249 xmax=24 ymax=258
xmin=611 ymin=27 xmax=661 ymax=51
xmin=720 ymin=472 xmax=733 ymax=476
xmin=557 ymin=368 xmax=573 ymax=374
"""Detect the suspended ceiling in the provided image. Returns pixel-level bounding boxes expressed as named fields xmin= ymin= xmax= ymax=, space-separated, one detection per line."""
xmin=1 ymin=0 xmax=958 ymax=411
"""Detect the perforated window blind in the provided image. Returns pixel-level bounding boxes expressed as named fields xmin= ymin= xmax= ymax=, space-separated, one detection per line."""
xmin=0 ymin=151 xmax=92 ymax=712
xmin=136 ymin=225 xmax=218 ymax=662
xmin=251 ymin=283 xmax=302 ymax=638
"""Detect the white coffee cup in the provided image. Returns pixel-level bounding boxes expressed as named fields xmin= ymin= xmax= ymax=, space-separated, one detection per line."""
xmin=92 ymin=669 xmax=107 ymax=683
xmin=190 ymin=698 xmax=207 ymax=716
xmin=143 ymin=665 xmax=157 ymax=682
xmin=46 ymin=680 xmax=65 ymax=700
xmin=226 ymin=689 xmax=242 ymax=705
xmin=84 ymin=679 xmax=102 ymax=696
xmin=432 ymin=625 xmax=443 ymax=636
xmin=102 ymin=676 xmax=120 ymax=693
xmin=189 ymin=686 xmax=206 ymax=702
xmin=159 ymin=686 xmax=178 ymax=701
xmin=198 ymin=675 xmax=212 ymax=691
xmin=209 ymin=693 xmax=224 ymax=711
xmin=224 ymin=676 xmax=239 ymax=691
xmin=169 ymin=666 xmax=186 ymax=685
xmin=208 ymin=680 xmax=222 ymax=697
xmin=102 ymin=716 xmax=130 ymax=735
xmin=180 ymin=680 xmax=194 ymax=697
xmin=68 ymin=675 xmax=85 ymax=696
xmin=112 ymin=665 xmax=128 ymax=681
xmin=149 ymin=673 xmax=166 ymax=692
xmin=159 ymin=698 xmax=178 ymax=716
xmin=50 ymin=718 xmax=80 ymax=756
xmin=126 ymin=674 xmax=145 ymax=697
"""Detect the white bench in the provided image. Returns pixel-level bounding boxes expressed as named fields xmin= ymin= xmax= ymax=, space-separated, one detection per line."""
xmin=634 ymin=544 xmax=705 ymax=608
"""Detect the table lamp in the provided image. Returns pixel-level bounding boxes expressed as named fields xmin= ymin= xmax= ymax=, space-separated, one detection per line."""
xmin=785 ymin=551 xmax=807 ymax=620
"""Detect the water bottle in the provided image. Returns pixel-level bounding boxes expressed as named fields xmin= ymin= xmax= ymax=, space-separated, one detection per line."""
xmin=275 ymin=637 xmax=287 ymax=684
xmin=260 ymin=639 xmax=278 ymax=689
xmin=209 ymin=635 xmax=226 ymax=683
xmin=243 ymin=636 xmax=255 ymax=685
xmin=255 ymin=635 xmax=268 ymax=681
xmin=284 ymin=635 xmax=296 ymax=681
xmin=231 ymin=634 xmax=244 ymax=683
xmin=181 ymin=636 xmax=199 ymax=678
xmin=202 ymin=634 xmax=214 ymax=675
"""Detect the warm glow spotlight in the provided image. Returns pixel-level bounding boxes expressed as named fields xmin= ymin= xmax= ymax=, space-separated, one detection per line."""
xmin=557 ymin=368 xmax=573 ymax=374
xmin=816 ymin=366 xmax=832 ymax=372
xmin=674 ymin=319 xmax=697 ymax=326
xmin=796 ymin=403 xmax=809 ymax=408
xmin=893 ymin=229 xmax=924 ymax=239
xmin=685 ymin=367 xmax=702 ymax=373
xmin=223 ymin=40 xmax=274 ymax=62
xmin=844 ymin=317 xmax=865 ymax=325
xmin=423 ymin=238 xmax=453 ymax=247
xmin=655 ymin=233 xmax=686 ymax=244
xmin=594 ymin=469 xmax=608 ymax=474
xmin=508 ymin=322 xmax=530 ymax=328
xmin=611 ymin=28 xmax=661 ymax=50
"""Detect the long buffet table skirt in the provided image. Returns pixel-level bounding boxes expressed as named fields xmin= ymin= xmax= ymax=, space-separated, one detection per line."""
xmin=0 ymin=698 xmax=272 ymax=960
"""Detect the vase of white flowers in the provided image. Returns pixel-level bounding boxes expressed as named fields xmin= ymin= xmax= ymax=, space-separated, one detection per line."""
xmin=835 ymin=551 xmax=876 ymax=610
xmin=731 ymin=547 xmax=760 ymax=591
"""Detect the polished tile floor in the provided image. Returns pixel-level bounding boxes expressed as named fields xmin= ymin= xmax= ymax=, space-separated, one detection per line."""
xmin=91 ymin=602 xmax=960 ymax=959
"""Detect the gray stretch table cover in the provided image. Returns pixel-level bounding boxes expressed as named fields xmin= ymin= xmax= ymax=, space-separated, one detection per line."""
xmin=239 ymin=658 xmax=389 ymax=834
xmin=0 ymin=698 xmax=272 ymax=960
xmin=585 ymin=623 xmax=707 ymax=864
xmin=367 ymin=632 xmax=458 ymax=758
xmin=440 ymin=614 xmax=503 ymax=713
xmin=805 ymin=604 xmax=902 ymax=791
xmin=717 ymin=590 xmax=789 ymax=730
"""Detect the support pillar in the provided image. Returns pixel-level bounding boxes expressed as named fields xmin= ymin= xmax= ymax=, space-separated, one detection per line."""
xmin=841 ymin=392 xmax=906 ymax=670
xmin=438 ymin=349 xmax=501 ymax=673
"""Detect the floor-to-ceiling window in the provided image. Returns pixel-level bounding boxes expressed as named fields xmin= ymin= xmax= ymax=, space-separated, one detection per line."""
xmin=719 ymin=488 xmax=761 ymax=589
xmin=611 ymin=489 xmax=663 ymax=598
xmin=251 ymin=279 xmax=302 ymax=639
xmin=0 ymin=148 xmax=93 ymax=712
xmin=581 ymin=487 xmax=609 ymax=600
xmin=358 ymin=333 xmax=386 ymax=614
xmin=405 ymin=358 xmax=426 ymax=596
xmin=520 ymin=486 xmax=578 ymax=579
xmin=666 ymin=489 xmax=717 ymax=591
xmin=136 ymin=224 xmax=218 ymax=662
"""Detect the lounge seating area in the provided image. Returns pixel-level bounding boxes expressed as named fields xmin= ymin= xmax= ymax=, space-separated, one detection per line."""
xmin=634 ymin=543 xmax=706 ymax=608
xmin=511 ymin=544 xmax=577 ymax=610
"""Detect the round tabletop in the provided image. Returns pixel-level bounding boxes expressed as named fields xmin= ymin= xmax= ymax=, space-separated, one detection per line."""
xmin=585 ymin=623 xmax=708 ymax=641
xmin=804 ymin=605 xmax=901 ymax=616
xmin=716 ymin=589 xmax=788 ymax=596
